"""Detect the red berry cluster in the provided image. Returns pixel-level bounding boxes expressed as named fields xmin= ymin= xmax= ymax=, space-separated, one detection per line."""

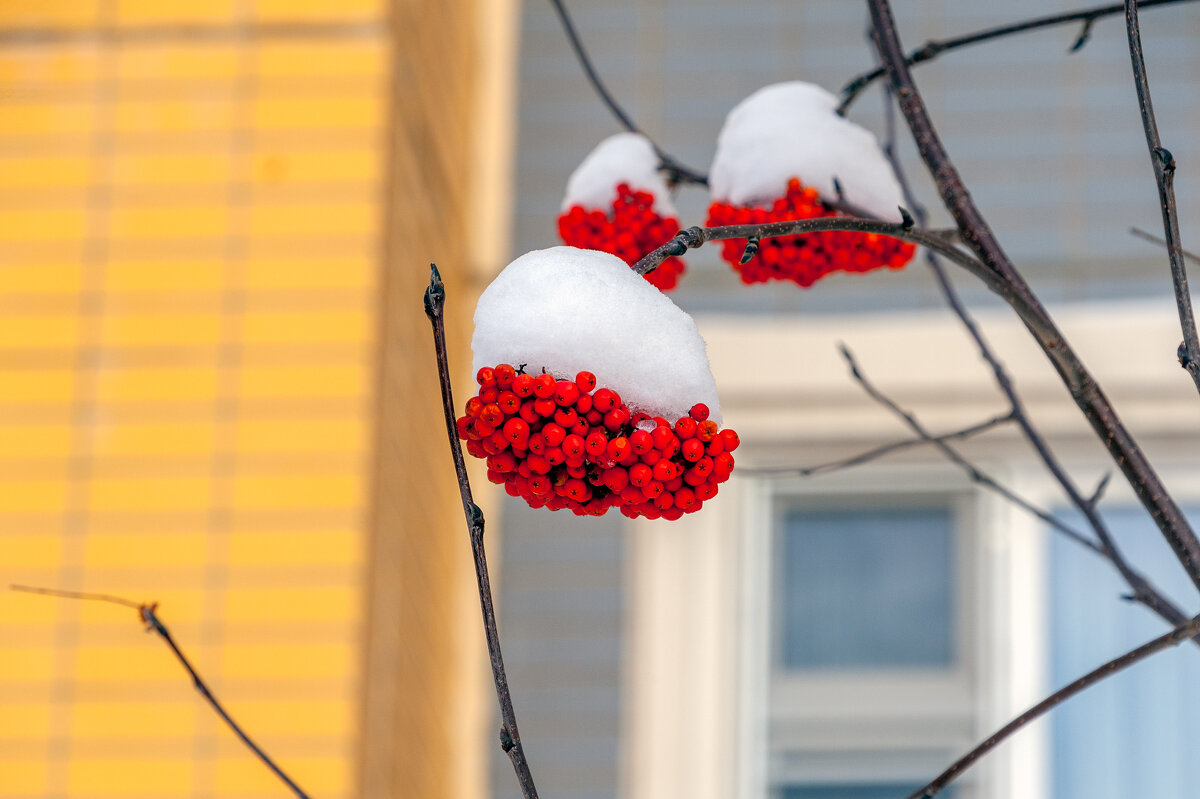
xmin=706 ymin=177 xmax=917 ymax=287
xmin=557 ymin=183 xmax=686 ymax=291
xmin=457 ymin=364 xmax=739 ymax=520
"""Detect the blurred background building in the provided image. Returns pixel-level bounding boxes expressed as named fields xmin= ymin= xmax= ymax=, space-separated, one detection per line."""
xmin=2 ymin=2 xmax=1199 ymax=799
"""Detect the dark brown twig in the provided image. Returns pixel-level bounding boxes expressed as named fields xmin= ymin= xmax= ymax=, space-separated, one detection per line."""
xmin=869 ymin=44 xmax=1195 ymax=634
xmin=546 ymin=0 xmax=708 ymax=187
xmin=1131 ymin=226 xmax=1200 ymax=266
xmin=906 ymin=612 xmax=1200 ymax=798
xmin=423 ymin=265 xmax=539 ymax=799
xmin=741 ymin=412 xmax=1014 ymax=477
xmin=838 ymin=0 xmax=1192 ymax=114
xmin=867 ymin=0 xmax=1200 ymax=597
xmin=10 ymin=584 xmax=311 ymax=799
xmin=1123 ymin=0 xmax=1200 ymax=395
xmin=632 ymin=219 xmax=991 ymax=283
xmin=837 ymin=348 xmax=1103 ymax=554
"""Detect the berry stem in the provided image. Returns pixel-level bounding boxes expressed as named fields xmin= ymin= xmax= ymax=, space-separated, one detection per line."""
xmin=424 ymin=265 xmax=541 ymax=799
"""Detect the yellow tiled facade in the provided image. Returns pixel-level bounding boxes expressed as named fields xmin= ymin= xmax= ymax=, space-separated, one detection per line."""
xmin=0 ymin=1 xmax=488 ymax=797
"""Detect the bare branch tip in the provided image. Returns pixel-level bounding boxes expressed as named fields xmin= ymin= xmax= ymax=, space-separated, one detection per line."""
xmin=899 ymin=206 xmax=915 ymax=229
xmin=1069 ymin=18 xmax=1094 ymax=52
xmin=424 ymin=263 xmax=445 ymax=321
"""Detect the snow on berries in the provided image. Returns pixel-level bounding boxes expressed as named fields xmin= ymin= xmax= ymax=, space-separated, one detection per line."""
xmin=706 ymin=82 xmax=916 ymax=286
xmin=458 ymin=366 xmax=739 ymax=520
xmin=557 ymin=133 xmax=685 ymax=291
xmin=466 ymin=246 xmax=736 ymax=519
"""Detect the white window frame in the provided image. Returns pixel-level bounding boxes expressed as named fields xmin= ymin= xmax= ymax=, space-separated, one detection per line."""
xmin=620 ymin=301 xmax=1200 ymax=799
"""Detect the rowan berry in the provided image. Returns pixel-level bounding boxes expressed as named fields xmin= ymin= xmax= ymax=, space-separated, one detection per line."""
xmin=562 ymin=434 xmax=586 ymax=459
xmin=495 ymin=364 xmax=516 ymax=388
xmin=576 ymin=371 xmax=597 ymax=393
xmin=477 ymin=367 xmax=496 ymax=386
xmin=675 ymin=417 xmax=697 ymax=439
xmin=542 ymin=423 xmax=566 ymax=448
xmin=593 ymin=388 xmax=619 ymax=413
xmin=629 ymin=463 xmax=652 ymax=487
xmin=604 ymin=407 xmax=631 ymax=431
xmin=682 ymin=438 xmax=705 ymax=462
xmin=512 ymin=373 xmax=535 ymax=397
xmin=555 ymin=380 xmax=581 ymax=407
xmin=503 ymin=417 xmax=529 ymax=445
xmin=689 ymin=403 xmax=709 ymax=421
xmin=630 ymin=429 xmax=654 ymax=455
xmin=585 ymin=431 xmax=608 ymax=458
xmin=533 ymin=373 xmax=557 ymax=398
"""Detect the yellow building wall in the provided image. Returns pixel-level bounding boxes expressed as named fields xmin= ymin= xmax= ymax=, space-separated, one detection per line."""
xmin=0 ymin=2 xmax=404 ymax=797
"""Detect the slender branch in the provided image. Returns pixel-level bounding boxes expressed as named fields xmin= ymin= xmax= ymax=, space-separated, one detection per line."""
xmin=907 ymin=612 xmax=1200 ymax=798
xmin=867 ymin=0 xmax=1200 ymax=596
xmin=10 ymin=584 xmax=311 ymax=799
xmin=546 ymin=0 xmax=709 ymax=186
xmin=423 ymin=265 xmax=539 ymax=799
xmin=870 ymin=44 xmax=1196 ymax=633
xmin=1131 ymin=226 xmax=1200 ymax=266
xmin=632 ymin=220 xmax=994 ymax=286
xmin=838 ymin=347 xmax=1103 ymax=555
xmin=838 ymin=0 xmax=1193 ymax=114
xmin=1123 ymin=0 xmax=1200 ymax=395
xmin=742 ymin=412 xmax=1014 ymax=477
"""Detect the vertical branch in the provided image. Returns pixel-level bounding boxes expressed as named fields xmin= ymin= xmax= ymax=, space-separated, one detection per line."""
xmin=423 ymin=265 xmax=540 ymax=799
xmin=866 ymin=0 xmax=1200 ymax=597
xmin=10 ymin=585 xmax=311 ymax=799
xmin=870 ymin=35 xmax=1192 ymax=631
xmin=1123 ymin=0 xmax=1200 ymax=395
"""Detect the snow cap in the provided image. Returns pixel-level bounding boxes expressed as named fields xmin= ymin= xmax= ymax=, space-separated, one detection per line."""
xmin=561 ymin=132 xmax=677 ymax=217
xmin=709 ymin=81 xmax=904 ymax=222
xmin=472 ymin=246 xmax=721 ymax=424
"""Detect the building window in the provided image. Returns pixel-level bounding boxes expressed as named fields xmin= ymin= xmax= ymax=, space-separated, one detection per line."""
xmin=768 ymin=493 xmax=976 ymax=798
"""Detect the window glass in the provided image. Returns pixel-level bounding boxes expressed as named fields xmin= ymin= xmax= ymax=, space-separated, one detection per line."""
xmin=779 ymin=507 xmax=955 ymax=669
xmin=1049 ymin=505 xmax=1200 ymax=799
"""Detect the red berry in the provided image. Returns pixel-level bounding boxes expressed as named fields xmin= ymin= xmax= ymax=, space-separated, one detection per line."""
xmin=629 ymin=463 xmax=652 ymax=487
xmin=585 ymin=431 xmax=608 ymax=458
xmin=533 ymin=374 xmax=556 ymax=398
xmin=720 ymin=429 xmax=740 ymax=452
xmin=630 ymin=429 xmax=654 ymax=455
xmin=689 ymin=403 xmax=709 ymax=421
xmin=562 ymin=434 xmax=585 ymax=459
xmin=682 ymin=439 xmax=705 ymax=462
xmin=512 ymin=373 xmax=535 ymax=397
xmin=576 ymin=371 xmax=597 ymax=393
xmin=675 ymin=417 xmax=697 ymax=439
xmin=495 ymin=364 xmax=516 ymax=388
xmin=555 ymin=380 xmax=580 ymax=407
xmin=542 ymin=423 xmax=566 ymax=448
xmin=477 ymin=366 xmax=496 ymax=386
xmin=593 ymin=388 xmax=619 ymax=413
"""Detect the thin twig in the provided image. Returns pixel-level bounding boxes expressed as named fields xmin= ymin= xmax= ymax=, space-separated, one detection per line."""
xmin=867 ymin=0 xmax=1200 ymax=597
xmin=10 ymin=584 xmax=311 ymax=799
xmin=742 ymin=412 xmax=1014 ymax=477
xmin=423 ymin=265 xmax=539 ymax=799
xmin=907 ymin=612 xmax=1200 ymax=798
xmin=1131 ymin=227 xmax=1200 ymax=266
xmin=632 ymin=219 xmax=992 ymax=284
xmin=546 ymin=0 xmax=709 ymax=186
xmin=870 ymin=41 xmax=1195 ymax=633
xmin=1123 ymin=0 xmax=1200 ymax=395
xmin=838 ymin=0 xmax=1193 ymax=114
xmin=837 ymin=347 xmax=1103 ymax=554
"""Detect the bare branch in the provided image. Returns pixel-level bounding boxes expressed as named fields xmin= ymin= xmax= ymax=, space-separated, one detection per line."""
xmin=1131 ymin=227 xmax=1200 ymax=266
xmin=1123 ymin=2 xmax=1200 ymax=395
xmin=867 ymin=0 xmax=1200 ymax=597
xmin=546 ymin=0 xmax=708 ymax=187
xmin=869 ymin=36 xmax=1195 ymax=635
xmin=10 ymin=585 xmax=311 ymax=799
xmin=838 ymin=347 xmax=1104 ymax=555
xmin=838 ymin=0 xmax=1194 ymax=114
xmin=907 ymin=612 xmax=1200 ymax=798
xmin=741 ymin=412 xmax=1014 ymax=477
xmin=424 ymin=265 xmax=540 ymax=799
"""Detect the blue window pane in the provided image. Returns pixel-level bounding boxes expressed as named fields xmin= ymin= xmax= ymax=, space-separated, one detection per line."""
xmin=780 ymin=507 xmax=954 ymax=669
xmin=1049 ymin=505 xmax=1200 ymax=799
xmin=783 ymin=783 xmax=953 ymax=799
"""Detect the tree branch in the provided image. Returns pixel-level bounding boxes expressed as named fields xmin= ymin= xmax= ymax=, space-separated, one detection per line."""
xmin=838 ymin=0 xmax=1193 ymax=114
xmin=907 ymin=612 xmax=1200 ymax=798
xmin=546 ymin=0 xmax=709 ymax=187
xmin=423 ymin=265 xmax=540 ymax=799
xmin=1123 ymin=0 xmax=1200 ymax=395
xmin=866 ymin=0 xmax=1200 ymax=597
xmin=741 ymin=412 xmax=1014 ymax=478
xmin=10 ymin=584 xmax=312 ymax=799
xmin=869 ymin=42 xmax=1196 ymax=633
